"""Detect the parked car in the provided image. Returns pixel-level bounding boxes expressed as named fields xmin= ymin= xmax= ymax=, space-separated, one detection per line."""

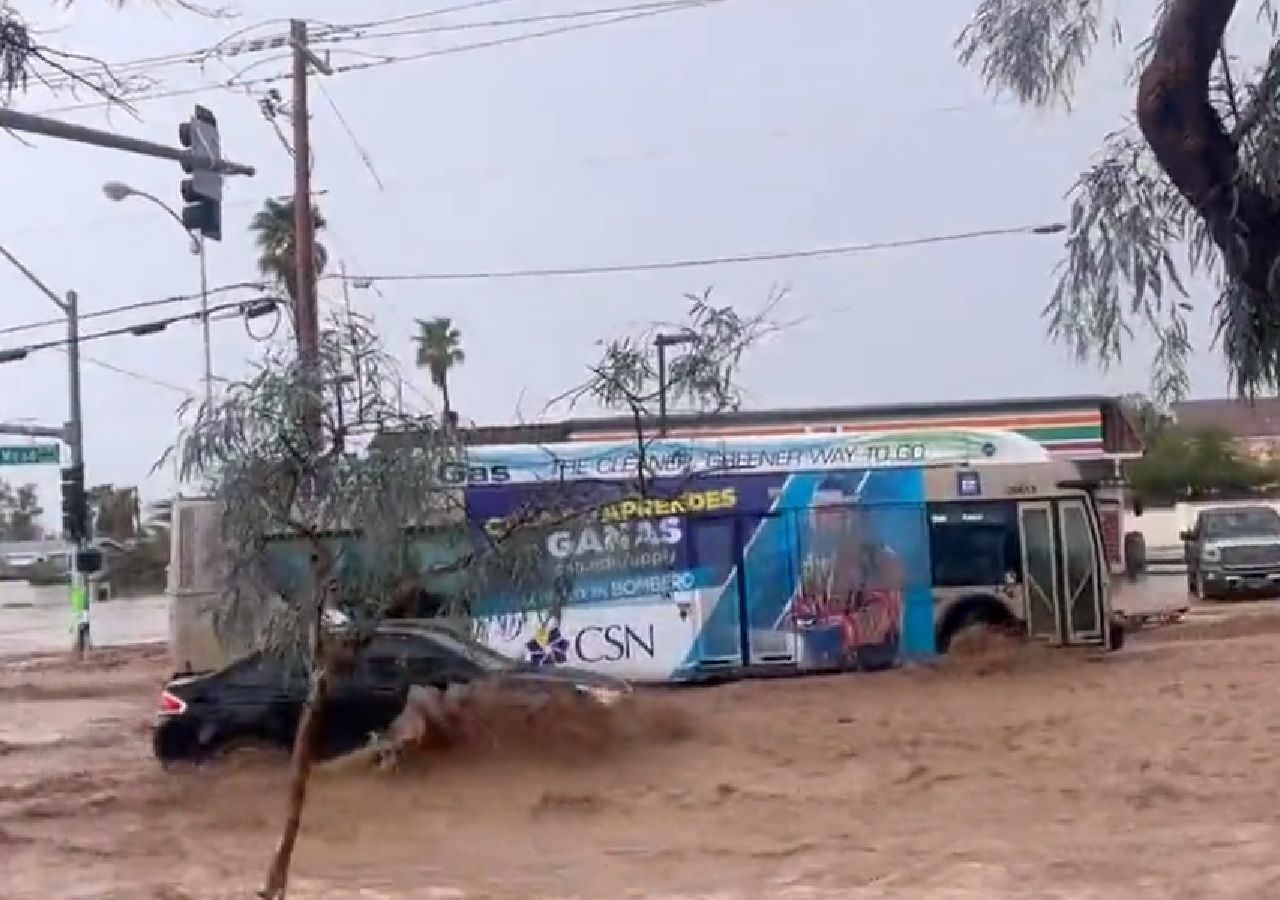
xmin=152 ymin=618 xmax=631 ymax=764
xmin=1181 ymin=505 xmax=1280 ymax=600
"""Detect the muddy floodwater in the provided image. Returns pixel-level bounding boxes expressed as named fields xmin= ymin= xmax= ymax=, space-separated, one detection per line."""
xmin=7 ymin=578 xmax=1280 ymax=898
xmin=0 ymin=583 xmax=167 ymax=658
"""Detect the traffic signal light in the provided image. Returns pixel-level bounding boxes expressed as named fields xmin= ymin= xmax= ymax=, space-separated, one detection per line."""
xmin=60 ymin=464 xmax=87 ymax=542
xmin=179 ymin=104 xmax=222 ymax=242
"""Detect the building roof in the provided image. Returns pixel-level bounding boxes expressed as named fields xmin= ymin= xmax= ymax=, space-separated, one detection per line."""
xmin=1172 ymin=398 xmax=1280 ymax=437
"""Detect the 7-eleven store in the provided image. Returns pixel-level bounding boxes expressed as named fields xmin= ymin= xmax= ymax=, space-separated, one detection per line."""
xmin=466 ymin=394 xmax=1145 ymax=574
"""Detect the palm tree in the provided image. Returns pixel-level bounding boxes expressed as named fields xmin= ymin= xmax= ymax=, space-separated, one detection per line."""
xmin=249 ymin=196 xmax=328 ymax=303
xmin=413 ymin=317 xmax=465 ymax=421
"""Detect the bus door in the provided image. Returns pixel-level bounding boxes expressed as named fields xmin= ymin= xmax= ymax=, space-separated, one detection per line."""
xmin=737 ymin=511 xmax=798 ymax=667
xmin=1056 ymin=497 xmax=1104 ymax=642
xmin=1016 ymin=499 xmax=1105 ymax=644
xmin=686 ymin=515 xmax=743 ymax=670
xmin=1016 ymin=501 xmax=1063 ymax=642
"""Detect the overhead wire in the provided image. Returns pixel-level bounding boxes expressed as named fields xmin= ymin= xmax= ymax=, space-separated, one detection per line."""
xmin=321 ymin=222 xmax=1068 ymax=284
xmin=34 ymin=1 xmax=717 ymax=116
xmin=312 ymin=0 xmax=524 ymax=36
xmin=0 ymin=223 xmax=1064 ymax=352
xmin=64 ymin=348 xmax=197 ymax=396
xmin=313 ymin=77 xmax=385 ymax=190
xmin=306 ymin=1 xmax=709 ymax=48
xmin=27 ymin=0 xmax=569 ymax=91
xmin=3 ymin=3 xmax=714 ymax=397
xmin=0 ymin=297 xmax=283 ymax=358
xmin=0 ymin=280 xmax=268 ymax=339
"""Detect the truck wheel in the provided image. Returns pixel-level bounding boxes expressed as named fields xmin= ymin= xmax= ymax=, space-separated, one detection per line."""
xmin=1123 ymin=532 xmax=1147 ymax=578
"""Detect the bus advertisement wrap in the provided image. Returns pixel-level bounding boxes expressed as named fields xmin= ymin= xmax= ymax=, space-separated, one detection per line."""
xmin=465 ymin=450 xmax=937 ymax=681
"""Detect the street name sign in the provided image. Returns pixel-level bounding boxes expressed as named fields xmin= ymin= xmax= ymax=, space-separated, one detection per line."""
xmin=0 ymin=444 xmax=60 ymax=465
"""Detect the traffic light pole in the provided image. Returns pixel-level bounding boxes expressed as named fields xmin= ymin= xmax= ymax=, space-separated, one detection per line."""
xmin=0 ymin=108 xmax=254 ymax=176
xmin=65 ymin=289 xmax=88 ymax=656
xmin=0 ymin=244 xmax=89 ymax=654
xmin=197 ymin=236 xmax=212 ymax=405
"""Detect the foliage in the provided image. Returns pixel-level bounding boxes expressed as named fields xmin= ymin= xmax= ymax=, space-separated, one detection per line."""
xmin=107 ymin=525 xmax=169 ymax=595
xmin=956 ymin=0 xmax=1280 ymax=399
xmin=566 ymin=286 xmax=785 ymax=421
xmin=163 ymin=309 xmax=556 ymax=898
xmin=250 ymin=196 xmax=329 ymax=305
xmin=1 ymin=2 xmax=226 ymax=105
xmin=88 ymin=484 xmax=140 ymax=542
xmin=1119 ymin=392 xmax=1173 ymax=445
xmin=0 ymin=480 xmax=42 ymax=541
xmin=412 ymin=316 xmax=465 ymax=418
xmin=1129 ymin=425 xmax=1279 ymax=502
xmin=166 ymin=279 xmax=774 ymax=894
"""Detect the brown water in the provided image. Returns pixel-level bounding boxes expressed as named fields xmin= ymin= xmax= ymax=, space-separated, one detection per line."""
xmin=6 ymin=579 xmax=1280 ymax=898
xmin=3 ymin=574 xmax=1275 ymax=898
xmin=0 ymin=583 xmax=167 ymax=658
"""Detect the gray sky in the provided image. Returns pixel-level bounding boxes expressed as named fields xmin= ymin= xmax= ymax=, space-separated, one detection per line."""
xmin=0 ymin=0 xmax=1236 ymax=515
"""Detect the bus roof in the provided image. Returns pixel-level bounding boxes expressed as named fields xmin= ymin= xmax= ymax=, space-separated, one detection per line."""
xmin=467 ymin=429 xmax=1053 ymax=484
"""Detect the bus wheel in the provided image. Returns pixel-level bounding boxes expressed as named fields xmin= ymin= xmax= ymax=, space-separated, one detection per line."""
xmin=1123 ymin=532 xmax=1147 ymax=578
xmin=937 ymin=598 xmax=1017 ymax=654
xmin=1107 ymin=621 xmax=1126 ymax=651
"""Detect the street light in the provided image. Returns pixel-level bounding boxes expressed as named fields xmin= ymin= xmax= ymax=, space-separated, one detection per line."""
xmin=654 ymin=330 xmax=697 ymax=437
xmin=101 ymin=180 xmax=213 ymax=405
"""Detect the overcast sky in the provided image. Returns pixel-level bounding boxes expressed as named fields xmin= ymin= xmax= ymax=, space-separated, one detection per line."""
xmin=0 ymin=0 xmax=1239 ymax=515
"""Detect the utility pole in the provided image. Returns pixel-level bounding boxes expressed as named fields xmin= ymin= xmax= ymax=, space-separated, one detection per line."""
xmin=290 ymin=19 xmax=330 ymax=370
xmin=289 ymin=19 xmax=332 ymax=452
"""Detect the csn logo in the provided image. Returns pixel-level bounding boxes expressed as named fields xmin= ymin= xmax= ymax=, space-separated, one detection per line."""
xmin=438 ymin=462 xmax=511 ymax=485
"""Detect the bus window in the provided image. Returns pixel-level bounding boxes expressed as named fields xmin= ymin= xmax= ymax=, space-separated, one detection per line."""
xmin=927 ymin=502 xmax=1020 ymax=588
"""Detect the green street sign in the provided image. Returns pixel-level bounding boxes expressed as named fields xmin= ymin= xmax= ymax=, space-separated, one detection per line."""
xmin=0 ymin=444 xmax=60 ymax=465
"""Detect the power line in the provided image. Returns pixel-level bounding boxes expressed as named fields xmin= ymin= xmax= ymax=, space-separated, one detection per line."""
xmin=0 ymin=298 xmax=281 ymax=360
xmin=323 ymin=222 xmax=1068 ymax=284
xmin=313 ymin=0 xmax=524 ymax=36
xmin=0 ymin=280 xmax=268 ymax=339
xmin=64 ymin=348 xmax=196 ymax=396
xmin=29 ymin=1 xmax=654 ymax=93
xmin=35 ymin=1 xmax=715 ymax=116
xmin=309 ymin=1 xmax=706 ymax=48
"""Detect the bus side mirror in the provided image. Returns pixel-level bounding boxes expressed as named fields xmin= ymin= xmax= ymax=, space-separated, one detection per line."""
xmin=1178 ymin=530 xmax=1194 ymax=542
xmin=1132 ymin=498 xmax=1144 ymax=517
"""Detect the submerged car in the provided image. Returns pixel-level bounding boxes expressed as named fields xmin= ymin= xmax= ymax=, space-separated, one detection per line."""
xmin=152 ymin=618 xmax=631 ymax=764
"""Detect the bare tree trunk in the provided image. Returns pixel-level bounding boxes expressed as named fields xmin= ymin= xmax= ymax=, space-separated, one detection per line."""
xmin=260 ymin=553 xmax=331 ymax=900
xmin=259 ymin=664 xmax=329 ymax=899
xmin=1137 ymin=0 xmax=1280 ymax=297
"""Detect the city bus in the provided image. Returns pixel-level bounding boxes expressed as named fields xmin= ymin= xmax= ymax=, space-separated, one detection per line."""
xmin=164 ymin=428 xmax=1125 ymax=681
xmin=463 ymin=428 xmax=1126 ymax=682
